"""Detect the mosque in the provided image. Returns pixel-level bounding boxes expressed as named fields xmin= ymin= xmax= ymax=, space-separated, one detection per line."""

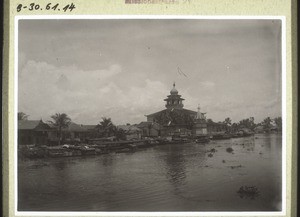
xmin=145 ymin=83 xmax=208 ymax=137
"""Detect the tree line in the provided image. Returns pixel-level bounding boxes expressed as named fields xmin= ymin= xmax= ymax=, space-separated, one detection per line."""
xmin=208 ymin=116 xmax=282 ymax=132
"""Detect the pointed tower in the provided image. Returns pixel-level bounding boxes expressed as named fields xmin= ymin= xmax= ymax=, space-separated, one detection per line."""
xmin=196 ymin=104 xmax=202 ymax=119
xmin=193 ymin=105 xmax=208 ymax=135
xmin=164 ymin=82 xmax=185 ymax=110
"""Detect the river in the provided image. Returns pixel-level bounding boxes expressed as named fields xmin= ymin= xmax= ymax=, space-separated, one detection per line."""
xmin=18 ymin=133 xmax=282 ymax=211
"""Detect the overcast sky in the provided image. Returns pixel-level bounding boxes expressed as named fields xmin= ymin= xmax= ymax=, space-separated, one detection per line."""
xmin=18 ymin=19 xmax=282 ymax=125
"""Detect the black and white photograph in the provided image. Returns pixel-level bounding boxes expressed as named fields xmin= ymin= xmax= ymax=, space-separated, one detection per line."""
xmin=16 ymin=18 xmax=284 ymax=212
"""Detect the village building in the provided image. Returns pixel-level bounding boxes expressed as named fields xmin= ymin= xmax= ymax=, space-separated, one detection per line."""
xmin=146 ymin=83 xmax=197 ymax=122
xmin=144 ymin=83 xmax=230 ymax=137
xmin=145 ymin=83 xmax=207 ymax=136
xmin=18 ymin=120 xmax=51 ymax=145
xmin=46 ymin=122 xmax=93 ymax=144
xmin=136 ymin=121 xmax=162 ymax=137
xmin=64 ymin=122 xmax=96 ymax=143
xmin=206 ymin=121 xmax=228 ymax=134
xmin=117 ymin=124 xmax=142 ymax=140
xmin=18 ymin=120 xmax=98 ymax=146
xmin=192 ymin=105 xmax=208 ymax=136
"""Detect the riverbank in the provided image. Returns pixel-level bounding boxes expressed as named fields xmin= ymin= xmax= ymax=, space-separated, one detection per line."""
xmin=18 ymin=133 xmax=281 ymax=159
xmin=18 ymin=138 xmax=180 ymax=159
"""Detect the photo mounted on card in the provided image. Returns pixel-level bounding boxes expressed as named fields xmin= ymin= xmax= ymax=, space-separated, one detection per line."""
xmin=15 ymin=15 xmax=285 ymax=213
xmin=2 ymin=1 xmax=297 ymax=217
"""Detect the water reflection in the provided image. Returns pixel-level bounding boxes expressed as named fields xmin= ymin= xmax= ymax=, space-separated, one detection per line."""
xmin=163 ymin=145 xmax=187 ymax=191
xmin=102 ymin=154 xmax=115 ymax=167
xmin=261 ymin=134 xmax=272 ymax=151
xmin=53 ymin=159 xmax=67 ymax=170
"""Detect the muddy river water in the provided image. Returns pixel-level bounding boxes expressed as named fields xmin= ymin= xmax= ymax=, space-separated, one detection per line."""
xmin=18 ymin=133 xmax=282 ymax=211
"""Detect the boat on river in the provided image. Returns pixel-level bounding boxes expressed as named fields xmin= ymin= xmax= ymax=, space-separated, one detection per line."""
xmin=211 ymin=133 xmax=232 ymax=140
xmin=194 ymin=135 xmax=210 ymax=143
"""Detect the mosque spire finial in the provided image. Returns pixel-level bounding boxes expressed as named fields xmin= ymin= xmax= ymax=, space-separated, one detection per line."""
xmin=170 ymin=82 xmax=178 ymax=95
xmin=196 ymin=104 xmax=201 ymax=119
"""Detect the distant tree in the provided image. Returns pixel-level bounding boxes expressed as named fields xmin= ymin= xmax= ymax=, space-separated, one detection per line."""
xmin=231 ymin=123 xmax=239 ymax=132
xmin=223 ymin=118 xmax=232 ymax=132
xmin=49 ymin=113 xmax=71 ymax=146
xmin=99 ymin=117 xmax=115 ymax=137
xmin=249 ymin=117 xmax=256 ymax=130
xmin=207 ymin=118 xmax=213 ymax=124
xmin=224 ymin=117 xmax=232 ymax=125
xmin=274 ymin=117 xmax=282 ymax=131
xmin=18 ymin=112 xmax=28 ymax=121
xmin=238 ymin=119 xmax=248 ymax=128
xmin=113 ymin=126 xmax=126 ymax=141
xmin=238 ymin=117 xmax=256 ymax=130
xmin=262 ymin=117 xmax=272 ymax=131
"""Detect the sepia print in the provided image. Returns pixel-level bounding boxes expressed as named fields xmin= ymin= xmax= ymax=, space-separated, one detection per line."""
xmin=17 ymin=18 xmax=284 ymax=212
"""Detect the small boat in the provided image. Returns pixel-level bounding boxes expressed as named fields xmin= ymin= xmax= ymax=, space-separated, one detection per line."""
xmin=231 ymin=132 xmax=253 ymax=138
xmin=81 ymin=146 xmax=96 ymax=155
xmin=211 ymin=134 xmax=231 ymax=140
xmin=194 ymin=135 xmax=210 ymax=143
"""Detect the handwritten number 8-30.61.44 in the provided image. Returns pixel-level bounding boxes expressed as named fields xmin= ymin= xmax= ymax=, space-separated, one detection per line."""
xmin=17 ymin=3 xmax=76 ymax=12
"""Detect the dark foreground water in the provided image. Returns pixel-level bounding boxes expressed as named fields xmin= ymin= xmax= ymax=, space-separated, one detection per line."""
xmin=18 ymin=134 xmax=282 ymax=211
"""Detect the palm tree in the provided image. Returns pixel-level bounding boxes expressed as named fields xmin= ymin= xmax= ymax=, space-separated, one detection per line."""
xmin=224 ymin=117 xmax=232 ymax=126
xmin=18 ymin=112 xmax=29 ymax=121
xmin=231 ymin=123 xmax=238 ymax=133
xmin=239 ymin=118 xmax=255 ymax=130
xmin=274 ymin=117 xmax=282 ymax=131
xmin=49 ymin=113 xmax=71 ymax=146
xmin=99 ymin=117 xmax=114 ymax=137
xmin=262 ymin=117 xmax=272 ymax=131
xmin=223 ymin=117 xmax=232 ymax=132
xmin=249 ymin=117 xmax=255 ymax=130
